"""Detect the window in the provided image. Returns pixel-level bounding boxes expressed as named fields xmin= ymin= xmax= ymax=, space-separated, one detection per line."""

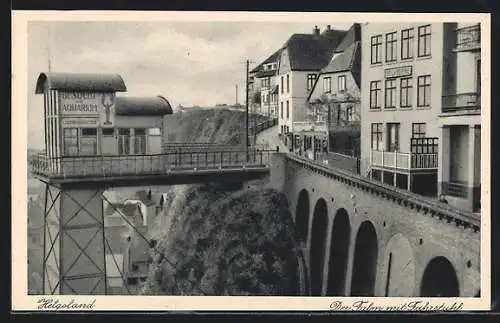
xmin=118 ymin=128 xmax=131 ymax=155
xmin=307 ymin=74 xmax=316 ymax=91
xmin=412 ymin=123 xmax=426 ymax=138
xmin=387 ymin=123 xmax=400 ymax=152
xmin=281 ymin=76 xmax=284 ymax=94
xmin=286 ymin=100 xmax=290 ymax=119
xmin=370 ymin=81 xmax=382 ymax=109
xmin=417 ymin=75 xmax=431 ymax=107
xmin=280 ymin=102 xmax=284 ymax=118
xmin=417 ymin=25 xmax=432 ymax=57
xmin=371 ymin=123 xmax=383 ymax=150
xmin=323 ymin=77 xmax=332 ymax=93
xmin=401 ymin=28 xmax=414 ymax=59
xmin=286 ymin=74 xmax=290 ymax=93
xmin=346 ymin=105 xmax=354 ymax=121
xmin=261 ymin=77 xmax=270 ymax=88
xmin=400 ymin=77 xmax=413 ymax=108
xmin=384 ymin=79 xmax=397 ymax=109
xmin=80 ymin=128 xmax=98 ymax=155
xmin=63 ymin=128 xmax=79 ymax=156
xmin=385 ymin=32 xmax=397 ymax=62
xmin=371 ymin=35 xmax=383 ymax=64
xmin=134 ymin=128 xmax=146 ymax=155
xmin=337 ymin=75 xmax=346 ymax=92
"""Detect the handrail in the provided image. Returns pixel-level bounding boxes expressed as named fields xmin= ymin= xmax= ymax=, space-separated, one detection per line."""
xmin=30 ymin=149 xmax=275 ymax=180
xmin=286 ymin=153 xmax=480 ymax=230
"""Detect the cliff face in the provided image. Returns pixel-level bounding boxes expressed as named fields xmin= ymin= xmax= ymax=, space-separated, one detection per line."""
xmin=163 ymin=108 xmax=267 ymax=144
xmin=141 ymin=109 xmax=302 ymax=296
xmin=143 ymin=184 xmax=302 ymax=296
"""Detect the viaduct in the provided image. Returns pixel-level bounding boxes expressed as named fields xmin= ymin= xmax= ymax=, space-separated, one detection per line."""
xmin=269 ymin=153 xmax=481 ymax=297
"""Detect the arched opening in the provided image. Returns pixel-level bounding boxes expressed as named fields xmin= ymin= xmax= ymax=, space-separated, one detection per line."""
xmin=326 ymin=208 xmax=350 ymax=296
xmin=309 ymin=198 xmax=328 ymax=296
xmin=295 ymin=189 xmax=310 ymax=242
xmin=420 ymin=256 xmax=459 ymax=297
xmin=350 ymin=221 xmax=378 ymax=296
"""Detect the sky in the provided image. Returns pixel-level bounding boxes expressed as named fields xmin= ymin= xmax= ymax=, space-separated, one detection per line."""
xmin=27 ymin=21 xmax=351 ymax=149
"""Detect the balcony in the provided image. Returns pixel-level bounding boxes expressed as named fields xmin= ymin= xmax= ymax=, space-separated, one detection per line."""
xmin=370 ymin=150 xmax=438 ymax=172
xmin=292 ymin=121 xmax=328 ymax=134
xmin=454 ymin=24 xmax=481 ymax=52
xmin=442 ymin=93 xmax=481 ymax=113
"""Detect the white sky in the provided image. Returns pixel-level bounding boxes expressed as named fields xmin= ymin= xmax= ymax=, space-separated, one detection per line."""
xmin=27 ymin=21 xmax=351 ymax=149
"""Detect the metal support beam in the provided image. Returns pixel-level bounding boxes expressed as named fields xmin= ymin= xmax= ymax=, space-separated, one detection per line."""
xmin=42 ymin=183 xmax=106 ymax=295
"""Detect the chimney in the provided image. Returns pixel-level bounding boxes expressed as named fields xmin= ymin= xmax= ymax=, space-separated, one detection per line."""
xmin=313 ymin=25 xmax=320 ymax=36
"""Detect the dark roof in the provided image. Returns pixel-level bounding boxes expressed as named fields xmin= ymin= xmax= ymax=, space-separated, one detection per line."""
xmin=322 ymin=41 xmax=360 ymax=74
xmin=116 ymin=96 xmax=173 ymax=116
xmin=333 ymin=23 xmax=361 ymax=53
xmin=35 ymin=72 xmax=127 ymax=94
xmin=283 ymin=29 xmax=347 ymax=71
xmin=308 ymin=41 xmax=361 ymax=101
xmin=250 ymin=49 xmax=281 ymax=73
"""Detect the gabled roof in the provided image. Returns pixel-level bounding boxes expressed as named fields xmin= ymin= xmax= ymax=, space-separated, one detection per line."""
xmin=282 ymin=28 xmax=347 ymax=71
xmin=115 ymin=96 xmax=173 ymax=116
xmin=333 ymin=23 xmax=361 ymax=53
xmin=322 ymin=41 xmax=360 ymax=75
xmin=250 ymin=49 xmax=281 ymax=74
xmin=35 ymin=72 xmax=127 ymax=94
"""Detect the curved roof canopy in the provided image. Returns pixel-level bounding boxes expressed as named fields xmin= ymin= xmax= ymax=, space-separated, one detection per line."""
xmin=115 ymin=96 xmax=173 ymax=116
xmin=35 ymin=72 xmax=127 ymax=94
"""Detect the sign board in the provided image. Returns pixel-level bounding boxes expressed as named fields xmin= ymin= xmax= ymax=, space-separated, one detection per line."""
xmin=61 ymin=118 xmax=99 ymax=128
xmin=59 ymin=91 xmax=116 ymax=127
xmin=384 ymin=65 xmax=412 ymax=79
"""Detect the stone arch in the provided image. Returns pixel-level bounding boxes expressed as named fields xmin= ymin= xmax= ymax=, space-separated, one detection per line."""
xmin=420 ymin=256 xmax=459 ymax=297
xmin=309 ymin=198 xmax=328 ymax=296
xmin=326 ymin=208 xmax=350 ymax=296
xmin=382 ymin=233 xmax=415 ymax=296
xmin=350 ymin=220 xmax=378 ymax=296
xmin=295 ymin=189 xmax=310 ymax=242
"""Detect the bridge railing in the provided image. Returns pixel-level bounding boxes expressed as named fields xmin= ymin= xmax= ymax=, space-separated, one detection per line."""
xmin=286 ymin=153 xmax=480 ymax=230
xmin=29 ymin=149 xmax=275 ymax=180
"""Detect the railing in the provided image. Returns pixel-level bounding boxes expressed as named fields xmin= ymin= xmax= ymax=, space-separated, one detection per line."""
xmin=371 ymin=150 xmax=438 ymax=170
xmin=292 ymin=121 xmax=327 ymax=133
xmin=286 ymin=153 xmax=479 ymax=230
xmin=455 ymin=24 xmax=481 ymax=52
xmin=29 ymin=149 xmax=274 ymax=180
xmin=249 ymin=117 xmax=278 ymax=135
xmin=442 ymin=93 xmax=481 ymax=113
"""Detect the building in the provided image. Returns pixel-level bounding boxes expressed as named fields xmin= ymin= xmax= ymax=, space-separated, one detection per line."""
xmin=277 ymin=25 xmax=347 ymax=147
xmin=249 ymin=49 xmax=281 ymax=118
xmin=438 ymin=23 xmax=481 ymax=212
xmin=305 ymin=23 xmax=362 ymax=160
xmin=360 ymin=22 xmax=481 ymax=206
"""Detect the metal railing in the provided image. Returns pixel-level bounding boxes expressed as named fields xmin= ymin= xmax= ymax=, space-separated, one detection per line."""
xmin=371 ymin=150 xmax=438 ymax=170
xmin=455 ymin=24 xmax=481 ymax=52
xmin=249 ymin=117 xmax=278 ymax=135
xmin=29 ymin=149 xmax=275 ymax=180
xmin=286 ymin=153 xmax=479 ymax=230
xmin=442 ymin=93 xmax=481 ymax=113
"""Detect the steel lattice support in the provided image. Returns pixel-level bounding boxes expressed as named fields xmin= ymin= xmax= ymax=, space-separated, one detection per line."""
xmin=42 ymin=183 xmax=107 ymax=295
